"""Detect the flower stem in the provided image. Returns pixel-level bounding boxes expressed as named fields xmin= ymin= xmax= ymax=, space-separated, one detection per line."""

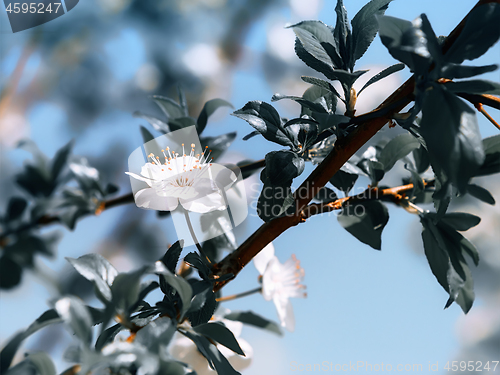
xmin=216 ymin=287 xmax=262 ymax=302
xmin=183 ymin=208 xmax=212 ymax=265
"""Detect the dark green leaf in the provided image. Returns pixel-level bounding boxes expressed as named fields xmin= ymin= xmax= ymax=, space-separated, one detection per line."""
xmin=0 ymin=256 xmax=22 ymax=290
xmin=426 ymin=212 xmax=481 ymax=231
xmin=309 ymin=112 xmax=350 ymax=133
xmin=0 ymin=309 xmax=60 ymax=373
xmin=1 ymin=307 xmax=102 ymax=373
xmin=294 ymin=38 xmax=337 ymax=81
xmin=443 ymin=79 xmax=500 ymax=95
xmin=320 ymin=70 xmax=369 ymax=90
xmin=421 ymin=219 xmax=451 ymax=292
xmin=197 ymin=99 xmax=233 ymax=134
xmin=95 ymin=323 xmax=123 ymax=351
xmin=66 ymin=254 xmax=118 ymax=302
xmin=55 ymin=297 xmax=93 ymax=346
xmin=420 ymin=216 xmax=477 ymax=313
xmin=412 ymin=146 xmax=430 ymax=174
xmin=272 ymin=93 xmax=328 ymax=114
xmin=154 ymin=262 xmax=192 ymax=317
xmin=302 ymin=84 xmax=339 ymax=116
xmin=329 ymin=169 xmax=359 ymax=193
xmin=104 ymin=183 xmax=119 ymax=196
xmin=194 ymin=322 xmax=245 ymax=356
xmin=467 ymin=183 xmax=496 ymax=205
xmin=182 ymin=331 xmax=241 ymax=375
xmin=351 ymin=0 xmax=393 ymax=62
xmin=168 ymin=116 xmax=197 ymax=132
xmin=404 ymin=163 xmax=424 ymax=197
xmin=224 ymin=311 xmax=282 ymax=335
xmin=184 ymin=252 xmax=210 ymax=280
xmin=6 ymin=197 xmax=27 ymax=221
xmin=140 ymin=125 xmax=155 ymax=144
xmin=446 ymin=251 xmax=474 ymax=313
xmin=378 ymin=15 xmax=432 ymax=74
xmin=15 ymin=165 xmax=53 ymax=198
xmin=159 ymin=240 xmax=184 ymax=274
xmin=433 ymin=179 xmax=452 ymax=219
xmin=257 ymin=180 xmax=293 ymax=222
xmin=289 ymin=21 xmax=339 ymax=69
xmin=358 ymin=159 xmax=385 ymax=184
xmin=441 ymin=64 xmax=498 ymax=79
xmin=263 ymin=151 xmax=305 ymax=185
xmin=444 ymin=3 xmax=500 ymax=64
xmin=232 ymin=101 xmax=294 ymax=148
xmin=26 ymin=352 xmax=56 ymax=375
xmin=111 ymin=267 xmax=147 ymax=314
xmin=6 ymin=352 xmax=56 ymax=375
xmin=51 ymin=140 xmax=73 ymax=181
xmin=334 ymin=0 xmax=352 ymax=70
xmin=284 ymin=120 xmax=320 ymax=150
xmin=135 ymin=316 xmax=176 ymax=353
xmin=483 ymin=134 xmax=500 ymax=155
xmin=152 ymin=95 xmax=184 ymax=120
xmin=200 ymin=132 xmax=237 ymax=161
xmin=421 ymin=86 xmax=484 ymax=192
xmin=417 ymin=13 xmax=442 ymax=65
xmin=187 ymin=290 xmax=217 ymax=327
xmin=358 ymin=63 xmax=404 ymax=95
xmin=314 ymin=187 xmax=338 ymax=203
xmin=133 ymin=111 xmax=170 ymax=134
xmin=176 ymin=86 xmax=188 ymax=115
xmin=301 ymin=76 xmax=342 ymax=100
xmin=337 ymin=200 xmax=389 ymax=250
xmin=378 ymin=133 xmax=420 ymax=172
xmin=475 ymin=135 xmax=500 ymax=176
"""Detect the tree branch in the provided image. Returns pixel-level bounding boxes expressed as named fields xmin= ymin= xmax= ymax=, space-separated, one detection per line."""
xmin=211 ymin=0 xmax=498 ymax=291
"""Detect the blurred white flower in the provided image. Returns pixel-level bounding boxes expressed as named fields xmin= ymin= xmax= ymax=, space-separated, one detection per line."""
xmin=183 ymin=44 xmax=222 ymax=77
xmin=170 ymin=316 xmax=253 ymax=375
xmin=253 ymin=243 xmax=307 ymax=332
xmin=126 ymin=144 xmax=235 ymax=213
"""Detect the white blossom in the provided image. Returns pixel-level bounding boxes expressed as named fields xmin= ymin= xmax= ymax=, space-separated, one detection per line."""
xmin=254 ymin=243 xmax=307 ymax=332
xmin=126 ymin=143 xmax=235 ymax=213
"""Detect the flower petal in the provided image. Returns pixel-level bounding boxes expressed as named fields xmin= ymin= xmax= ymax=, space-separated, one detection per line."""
xmin=273 ymin=295 xmax=295 ymax=332
xmin=261 ymin=256 xmax=281 ymax=301
xmin=141 ymin=162 xmax=165 ymax=180
xmin=253 ymin=243 xmax=275 ymax=275
xmin=125 ymin=171 xmax=155 ymax=187
xmin=180 ymin=191 xmax=226 ymax=213
xmin=135 ymin=188 xmax=179 ymax=211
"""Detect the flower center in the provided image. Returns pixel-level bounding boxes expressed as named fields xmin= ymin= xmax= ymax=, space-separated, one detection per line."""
xmin=147 ymin=143 xmax=213 ymax=187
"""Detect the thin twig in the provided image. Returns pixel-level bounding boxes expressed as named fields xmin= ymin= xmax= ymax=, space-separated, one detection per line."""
xmin=216 ymin=287 xmax=262 ymax=302
xmin=475 ymin=102 xmax=500 ymax=131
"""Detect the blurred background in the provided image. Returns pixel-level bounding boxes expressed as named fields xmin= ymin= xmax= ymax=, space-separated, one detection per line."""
xmin=1 ymin=0 xmax=499 ymax=374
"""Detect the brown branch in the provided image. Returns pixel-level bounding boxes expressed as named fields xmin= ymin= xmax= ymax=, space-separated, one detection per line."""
xmin=211 ymin=0 xmax=498 ymax=292
xmin=0 ymin=194 xmax=133 ymax=244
